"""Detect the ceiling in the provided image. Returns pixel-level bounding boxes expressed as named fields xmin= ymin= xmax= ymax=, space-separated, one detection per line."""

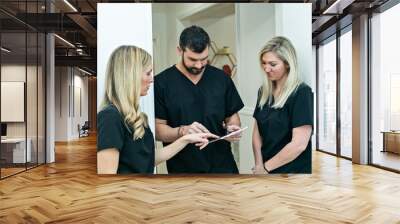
xmin=0 ymin=0 xmax=392 ymax=75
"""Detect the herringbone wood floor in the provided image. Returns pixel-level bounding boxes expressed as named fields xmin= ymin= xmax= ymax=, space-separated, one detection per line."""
xmin=1 ymin=134 xmax=400 ymax=223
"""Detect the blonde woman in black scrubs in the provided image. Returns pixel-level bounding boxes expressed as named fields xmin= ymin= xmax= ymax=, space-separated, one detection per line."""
xmin=252 ymin=37 xmax=313 ymax=174
xmin=97 ymin=45 xmax=217 ymax=174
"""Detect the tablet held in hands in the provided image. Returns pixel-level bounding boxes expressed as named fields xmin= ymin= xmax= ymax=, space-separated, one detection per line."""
xmin=209 ymin=126 xmax=248 ymax=144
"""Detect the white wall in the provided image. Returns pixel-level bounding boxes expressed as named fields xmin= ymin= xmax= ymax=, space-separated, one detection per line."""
xmin=1 ymin=65 xmax=27 ymax=140
xmin=152 ymin=10 xmax=168 ymax=74
xmin=54 ymin=67 xmax=89 ymax=141
xmin=72 ymin=73 xmax=89 ymax=138
xmin=97 ymin=3 xmax=154 ymax=134
xmin=1 ymin=63 xmax=47 ymax=165
xmin=1 ymin=66 xmax=38 ymax=132
xmin=1 ymin=67 xmax=25 ymax=123
xmin=275 ymin=4 xmax=312 ymax=86
xmin=55 ymin=67 xmax=68 ymax=141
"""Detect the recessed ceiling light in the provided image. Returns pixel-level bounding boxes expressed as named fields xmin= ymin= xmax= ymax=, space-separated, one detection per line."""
xmin=77 ymin=67 xmax=92 ymax=76
xmin=63 ymin=0 xmax=78 ymax=12
xmin=54 ymin=34 xmax=75 ymax=48
xmin=1 ymin=47 xmax=11 ymax=53
xmin=322 ymin=0 xmax=354 ymax=15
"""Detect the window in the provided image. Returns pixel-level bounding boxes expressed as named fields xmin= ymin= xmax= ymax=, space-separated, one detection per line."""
xmin=0 ymin=1 xmax=47 ymax=179
xmin=317 ymin=36 xmax=337 ymax=155
xmin=370 ymin=3 xmax=400 ymax=171
xmin=339 ymin=28 xmax=352 ymax=158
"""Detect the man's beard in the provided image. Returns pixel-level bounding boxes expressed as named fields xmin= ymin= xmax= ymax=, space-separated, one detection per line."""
xmin=182 ymin=56 xmax=206 ymax=75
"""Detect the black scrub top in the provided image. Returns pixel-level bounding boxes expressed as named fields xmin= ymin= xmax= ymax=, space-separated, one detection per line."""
xmin=154 ymin=65 xmax=244 ymax=173
xmin=253 ymin=83 xmax=313 ymax=173
xmin=97 ymin=104 xmax=155 ymax=174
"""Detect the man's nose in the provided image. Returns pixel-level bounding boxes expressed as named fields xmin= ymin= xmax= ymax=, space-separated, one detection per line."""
xmin=194 ymin=61 xmax=203 ymax=69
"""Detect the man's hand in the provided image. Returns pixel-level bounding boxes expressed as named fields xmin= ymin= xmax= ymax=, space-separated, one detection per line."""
xmin=179 ymin=122 xmax=210 ymax=136
xmin=223 ymin=124 xmax=242 ymax=142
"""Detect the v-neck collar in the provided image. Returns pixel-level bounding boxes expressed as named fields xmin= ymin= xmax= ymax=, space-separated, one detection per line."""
xmin=174 ymin=64 xmax=207 ymax=86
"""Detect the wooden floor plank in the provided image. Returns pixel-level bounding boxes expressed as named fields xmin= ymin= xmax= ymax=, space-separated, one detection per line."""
xmin=0 ymin=134 xmax=400 ymax=223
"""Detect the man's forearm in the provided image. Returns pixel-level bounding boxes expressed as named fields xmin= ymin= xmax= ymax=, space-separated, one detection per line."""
xmin=225 ymin=113 xmax=241 ymax=127
xmin=155 ymin=123 xmax=180 ymax=143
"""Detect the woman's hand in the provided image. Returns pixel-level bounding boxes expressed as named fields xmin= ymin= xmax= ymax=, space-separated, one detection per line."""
xmin=181 ymin=132 xmax=219 ymax=149
xmin=179 ymin=121 xmax=210 ymax=135
xmin=156 ymin=133 xmax=218 ymax=165
xmin=252 ymin=164 xmax=268 ymax=174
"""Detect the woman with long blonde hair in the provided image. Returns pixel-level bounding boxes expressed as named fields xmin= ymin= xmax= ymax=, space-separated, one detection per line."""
xmin=252 ymin=36 xmax=313 ymax=174
xmin=97 ymin=45 xmax=217 ymax=174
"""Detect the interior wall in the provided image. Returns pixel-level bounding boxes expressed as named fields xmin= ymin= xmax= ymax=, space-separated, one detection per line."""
xmin=54 ymin=67 xmax=89 ymax=141
xmin=152 ymin=4 xmax=179 ymax=70
xmin=55 ymin=67 xmax=68 ymax=141
xmin=72 ymin=72 xmax=89 ymax=138
xmin=152 ymin=7 xmax=168 ymax=75
xmin=1 ymin=65 xmax=32 ymax=138
xmin=1 ymin=63 xmax=45 ymax=165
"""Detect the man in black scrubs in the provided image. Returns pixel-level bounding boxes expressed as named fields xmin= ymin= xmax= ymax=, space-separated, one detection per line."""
xmin=154 ymin=25 xmax=244 ymax=173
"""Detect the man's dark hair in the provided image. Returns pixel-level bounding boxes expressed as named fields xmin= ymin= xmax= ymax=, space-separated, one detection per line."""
xmin=179 ymin=25 xmax=210 ymax=53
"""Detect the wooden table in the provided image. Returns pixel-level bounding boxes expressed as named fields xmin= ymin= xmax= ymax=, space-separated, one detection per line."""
xmin=381 ymin=131 xmax=400 ymax=154
xmin=0 ymin=138 xmax=31 ymax=164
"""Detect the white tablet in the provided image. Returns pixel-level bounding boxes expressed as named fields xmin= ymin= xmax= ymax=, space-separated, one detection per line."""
xmin=209 ymin=126 xmax=248 ymax=143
